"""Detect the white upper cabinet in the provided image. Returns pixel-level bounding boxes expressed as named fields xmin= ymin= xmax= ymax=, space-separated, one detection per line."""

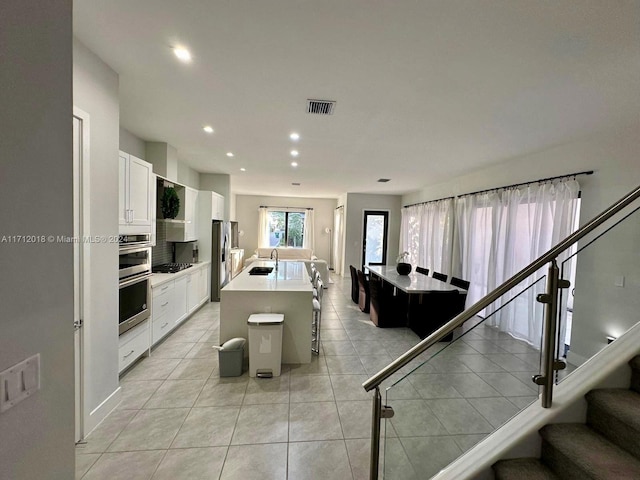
xmin=166 ymin=186 xmax=199 ymax=242
xmin=119 ymin=151 xmax=153 ymax=234
xmin=212 ymin=192 xmax=225 ymax=220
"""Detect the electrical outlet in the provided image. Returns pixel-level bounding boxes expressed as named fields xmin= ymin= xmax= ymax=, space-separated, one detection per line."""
xmin=0 ymin=354 xmax=40 ymax=413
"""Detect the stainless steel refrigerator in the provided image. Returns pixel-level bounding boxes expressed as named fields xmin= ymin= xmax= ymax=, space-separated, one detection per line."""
xmin=211 ymin=220 xmax=231 ymax=301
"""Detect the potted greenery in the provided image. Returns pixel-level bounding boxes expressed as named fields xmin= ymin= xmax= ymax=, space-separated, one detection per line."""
xmin=396 ymin=251 xmax=412 ymax=275
xmin=161 ymin=187 xmax=180 ymax=219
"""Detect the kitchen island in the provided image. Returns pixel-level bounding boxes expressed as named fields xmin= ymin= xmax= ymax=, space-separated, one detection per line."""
xmin=220 ymin=260 xmax=314 ymax=364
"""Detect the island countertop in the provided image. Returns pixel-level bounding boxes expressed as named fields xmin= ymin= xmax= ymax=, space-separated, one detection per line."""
xmin=222 ymin=260 xmax=313 ymax=292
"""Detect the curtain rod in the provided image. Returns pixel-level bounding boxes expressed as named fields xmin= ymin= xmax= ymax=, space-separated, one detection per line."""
xmin=259 ymin=205 xmax=313 ymax=210
xmin=403 ymin=170 xmax=594 ymax=208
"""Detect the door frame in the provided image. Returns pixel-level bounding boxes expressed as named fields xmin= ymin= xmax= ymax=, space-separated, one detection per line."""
xmin=73 ymin=106 xmax=91 ymax=443
xmin=361 ymin=209 xmax=390 ymax=269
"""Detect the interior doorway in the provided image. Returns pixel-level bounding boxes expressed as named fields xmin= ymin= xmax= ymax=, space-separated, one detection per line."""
xmin=362 ymin=210 xmax=389 ymax=269
xmin=73 ymin=107 xmax=90 ymax=443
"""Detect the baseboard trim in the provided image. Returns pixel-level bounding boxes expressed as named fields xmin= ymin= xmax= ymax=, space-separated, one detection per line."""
xmin=84 ymin=386 xmax=122 ymax=436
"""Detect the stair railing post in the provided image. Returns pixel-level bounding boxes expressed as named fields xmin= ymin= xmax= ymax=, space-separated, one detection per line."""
xmin=369 ymin=386 xmax=395 ymax=479
xmin=533 ymin=259 xmax=568 ymax=408
xmin=370 ymin=386 xmax=382 ymax=480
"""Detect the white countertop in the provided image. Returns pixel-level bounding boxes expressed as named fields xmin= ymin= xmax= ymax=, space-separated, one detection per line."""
xmin=150 ymin=261 xmax=210 ymax=288
xmin=223 ymin=260 xmax=313 ymax=292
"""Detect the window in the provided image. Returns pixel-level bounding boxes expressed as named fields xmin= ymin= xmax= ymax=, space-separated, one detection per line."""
xmin=267 ymin=210 xmax=305 ymax=247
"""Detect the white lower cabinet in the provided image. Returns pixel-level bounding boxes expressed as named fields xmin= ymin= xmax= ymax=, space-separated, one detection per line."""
xmin=150 ymin=264 xmax=210 ymax=347
xmin=174 ymin=276 xmax=188 ymax=324
xmin=118 ymin=320 xmax=150 ymax=373
xmin=187 ymin=270 xmax=201 ymax=313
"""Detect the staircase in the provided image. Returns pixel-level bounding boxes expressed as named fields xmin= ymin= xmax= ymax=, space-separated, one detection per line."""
xmin=493 ymin=356 xmax=640 ymax=479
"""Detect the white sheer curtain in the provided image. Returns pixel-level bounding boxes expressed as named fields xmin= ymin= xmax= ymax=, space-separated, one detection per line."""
xmin=257 ymin=207 xmax=269 ymax=248
xmin=400 ymin=199 xmax=453 ymax=272
xmin=333 ymin=206 xmax=345 ymax=275
xmin=456 ymin=180 xmax=581 ymax=347
xmin=303 ymin=209 xmax=314 ymax=250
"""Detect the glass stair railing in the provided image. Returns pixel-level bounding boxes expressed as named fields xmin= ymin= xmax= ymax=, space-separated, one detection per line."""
xmin=363 ymin=184 xmax=640 ymax=479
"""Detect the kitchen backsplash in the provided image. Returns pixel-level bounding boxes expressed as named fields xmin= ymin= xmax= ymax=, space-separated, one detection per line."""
xmin=153 ymin=222 xmax=173 ymax=266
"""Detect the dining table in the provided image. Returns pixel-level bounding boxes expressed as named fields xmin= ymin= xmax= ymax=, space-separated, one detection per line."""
xmin=365 ymin=265 xmax=468 ymax=339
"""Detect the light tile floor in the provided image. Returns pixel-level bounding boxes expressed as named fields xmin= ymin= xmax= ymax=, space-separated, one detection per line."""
xmin=76 ymin=274 xmax=544 ymax=480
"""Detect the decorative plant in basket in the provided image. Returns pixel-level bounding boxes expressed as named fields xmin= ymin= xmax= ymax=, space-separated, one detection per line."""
xmin=161 ymin=187 xmax=180 ymax=219
xmin=396 ymin=251 xmax=412 ymax=275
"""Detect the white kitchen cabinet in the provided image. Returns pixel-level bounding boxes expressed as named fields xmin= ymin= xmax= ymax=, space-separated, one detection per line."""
xmin=118 ymin=319 xmax=149 ymax=373
xmin=174 ymin=275 xmax=188 ymax=324
xmin=230 ymin=249 xmax=244 ymax=279
xmin=150 ymin=263 xmax=211 ymax=348
xmin=166 ymin=187 xmax=198 ymax=242
xmin=119 ymin=151 xmax=153 ymax=234
xmin=211 ymin=192 xmax=225 ymax=220
xmin=187 ymin=270 xmax=200 ymax=313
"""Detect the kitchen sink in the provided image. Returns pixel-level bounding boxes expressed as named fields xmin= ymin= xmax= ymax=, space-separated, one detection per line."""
xmin=248 ymin=266 xmax=274 ymax=275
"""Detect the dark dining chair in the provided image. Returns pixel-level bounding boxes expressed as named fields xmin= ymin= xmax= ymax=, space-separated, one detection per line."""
xmin=450 ymin=276 xmax=470 ymax=290
xmin=416 ymin=266 xmax=430 ymax=276
xmin=357 ymin=269 xmax=370 ymax=313
xmin=408 ymin=290 xmax=466 ymax=341
xmin=432 ymin=271 xmax=448 ymax=282
xmin=349 ymin=265 xmax=359 ymax=304
xmin=369 ymin=277 xmax=408 ymax=328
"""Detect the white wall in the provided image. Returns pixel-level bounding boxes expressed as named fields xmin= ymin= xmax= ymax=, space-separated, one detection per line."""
xmin=0 ymin=1 xmax=75 ymax=478
xmin=342 ymin=193 xmax=403 ymax=274
xmin=402 ymin=125 xmax=640 ymax=364
xmin=177 ymin=162 xmax=200 ymax=190
xmin=73 ymin=38 xmax=121 ymax=431
xmin=235 ymin=195 xmax=337 ymax=264
xmin=119 ymin=126 xmax=146 ymax=159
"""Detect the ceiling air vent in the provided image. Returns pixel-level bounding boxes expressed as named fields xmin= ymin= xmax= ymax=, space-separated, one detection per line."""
xmin=307 ymin=99 xmax=336 ymax=115
xmin=377 ymin=178 xmax=391 ymax=183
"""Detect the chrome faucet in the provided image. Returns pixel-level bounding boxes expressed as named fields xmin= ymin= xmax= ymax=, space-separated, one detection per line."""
xmin=270 ymin=248 xmax=279 ymax=271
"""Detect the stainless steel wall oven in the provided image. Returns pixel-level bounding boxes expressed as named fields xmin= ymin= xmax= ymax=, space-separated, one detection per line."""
xmin=119 ymin=236 xmax=152 ymax=335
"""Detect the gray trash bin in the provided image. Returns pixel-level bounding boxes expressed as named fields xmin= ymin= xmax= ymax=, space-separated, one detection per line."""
xmin=214 ymin=337 xmax=246 ymax=377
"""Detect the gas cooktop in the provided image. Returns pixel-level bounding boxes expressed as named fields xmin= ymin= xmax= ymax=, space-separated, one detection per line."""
xmin=152 ymin=263 xmax=193 ymax=274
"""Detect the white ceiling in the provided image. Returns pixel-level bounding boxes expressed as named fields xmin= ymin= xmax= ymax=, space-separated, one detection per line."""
xmin=73 ymin=1 xmax=640 ymax=198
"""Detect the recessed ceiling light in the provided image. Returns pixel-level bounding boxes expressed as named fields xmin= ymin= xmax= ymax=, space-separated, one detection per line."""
xmin=203 ymin=126 xmax=214 ymax=133
xmin=240 ymin=168 xmax=246 ymax=172
xmin=290 ymin=132 xmax=300 ymax=141
xmin=226 ymin=152 xmax=234 ymax=157
xmin=291 ymin=161 xmax=298 ymax=167
xmin=290 ymin=150 xmax=299 ymax=157
xmin=173 ymin=47 xmax=192 ymax=62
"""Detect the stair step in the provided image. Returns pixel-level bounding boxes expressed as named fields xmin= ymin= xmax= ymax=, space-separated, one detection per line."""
xmin=540 ymin=423 xmax=640 ymax=479
xmin=586 ymin=388 xmax=640 ymax=458
xmin=493 ymin=458 xmax=559 ymax=479
xmin=629 ymin=356 xmax=640 ymax=393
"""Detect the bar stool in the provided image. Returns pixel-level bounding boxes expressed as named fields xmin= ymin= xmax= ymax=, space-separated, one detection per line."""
xmin=312 ymin=270 xmax=322 ymax=289
xmin=315 ymin=278 xmax=324 ymax=304
xmin=311 ymin=297 xmax=321 ymax=355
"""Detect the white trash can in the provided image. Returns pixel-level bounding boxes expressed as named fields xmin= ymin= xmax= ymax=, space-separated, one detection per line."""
xmin=247 ymin=313 xmax=284 ymax=378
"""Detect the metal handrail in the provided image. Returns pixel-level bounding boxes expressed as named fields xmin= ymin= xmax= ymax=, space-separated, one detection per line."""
xmin=363 ymin=184 xmax=640 ymax=392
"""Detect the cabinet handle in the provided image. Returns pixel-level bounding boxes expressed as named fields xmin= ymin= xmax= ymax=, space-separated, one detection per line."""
xmin=161 ymin=322 xmax=168 ymax=328
xmin=161 ymin=301 xmax=169 ymax=307
xmin=130 ymin=209 xmax=134 ymax=222
xmin=161 ymin=285 xmax=169 ymax=291
xmin=123 ymin=349 xmax=135 ymax=359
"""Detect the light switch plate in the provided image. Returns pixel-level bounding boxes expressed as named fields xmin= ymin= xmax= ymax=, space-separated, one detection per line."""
xmin=0 ymin=354 xmax=40 ymax=413
xmin=614 ymin=276 xmax=625 ymax=287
